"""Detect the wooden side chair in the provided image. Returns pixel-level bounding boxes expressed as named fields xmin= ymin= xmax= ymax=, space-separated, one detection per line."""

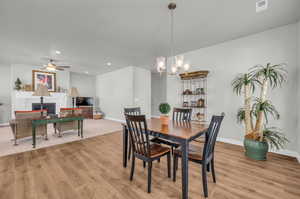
xmin=151 ymin=108 xmax=192 ymax=154
xmin=172 ymin=108 xmax=192 ymax=121
xmin=10 ymin=110 xmax=48 ymax=145
xmin=173 ymin=113 xmax=224 ymax=198
xmin=54 ymin=108 xmax=82 ymax=137
xmin=125 ymin=114 xmax=171 ymax=193
xmin=124 ymin=107 xmax=141 ymax=115
xmin=124 ymin=107 xmax=141 ymax=161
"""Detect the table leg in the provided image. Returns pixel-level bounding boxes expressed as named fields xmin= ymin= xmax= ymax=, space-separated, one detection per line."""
xmin=78 ymin=120 xmax=80 ymax=137
xmin=181 ymin=140 xmax=189 ymax=199
xmin=32 ymin=125 xmax=36 ymax=148
xmin=123 ymin=125 xmax=128 ymax=168
xmin=80 ymin=120 xmax=83 ymax=138
xmin=54 ymin=123 xmax=57 ymax=134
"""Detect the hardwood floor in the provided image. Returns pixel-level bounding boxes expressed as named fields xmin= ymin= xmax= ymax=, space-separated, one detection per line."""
xmin=0 ymin=131 xmax=299 ymax=199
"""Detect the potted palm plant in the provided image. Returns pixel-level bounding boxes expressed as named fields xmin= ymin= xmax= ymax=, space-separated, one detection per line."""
xmin=159 ymin=103 xmax=171 ymax=125
xmin=232 ymin=63 xmax=289 ymax=160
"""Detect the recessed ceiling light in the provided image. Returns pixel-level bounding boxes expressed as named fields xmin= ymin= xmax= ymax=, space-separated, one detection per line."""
xmin=85 ymin=71 xmax=89 ymax=74
xmin=55 ymin=50 xmax=61 ymax=55
xmin=256 ymin=0 xmax=268 ymax=13
xmin=107 ymin=62 xmax=112 ymax=66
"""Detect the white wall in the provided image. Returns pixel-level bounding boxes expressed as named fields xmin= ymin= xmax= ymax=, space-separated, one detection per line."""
xmin=151 ymin=73 xmax=167 ymax=116
xmin=167 ymin=23 xmax=298 ymax=151
xmin=70 ymin=72 xmax=96 ymax=97
xmin=133 ymin=67 xmax=151 ymax=118
xmin=96 ymin=66 xmax=151 ymax=121
xmin=0 ymin=65 xmax=11 ymax=123
xmin=96 ymin=67 xmax=134 ymax=121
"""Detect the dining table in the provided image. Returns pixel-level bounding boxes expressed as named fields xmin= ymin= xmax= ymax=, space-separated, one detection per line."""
xmin=122 ymin=118 xmax=208 ymax=199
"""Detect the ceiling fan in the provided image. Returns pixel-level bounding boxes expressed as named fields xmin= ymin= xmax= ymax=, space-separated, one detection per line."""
xmin=41 ymin=58 xmax=71 ymax=71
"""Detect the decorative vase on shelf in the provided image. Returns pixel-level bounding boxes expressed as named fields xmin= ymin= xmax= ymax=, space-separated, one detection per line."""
xmin=159 ymin=103 xmax=171 ymax=126
xmin=14 ymin=78 xmax=22 ymax=91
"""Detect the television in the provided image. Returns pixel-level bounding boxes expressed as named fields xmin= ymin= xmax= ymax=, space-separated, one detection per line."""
xmin=76 ymin=97 xmax=93 ymax=106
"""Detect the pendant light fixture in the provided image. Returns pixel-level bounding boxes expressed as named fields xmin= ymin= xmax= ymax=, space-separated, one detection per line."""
xmin=156 ymin=2 xmax=190 ymax=75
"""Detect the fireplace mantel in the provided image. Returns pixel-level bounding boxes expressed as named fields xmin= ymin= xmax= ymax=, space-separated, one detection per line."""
xmin=11 ymin=91 xmax=68 ymax=118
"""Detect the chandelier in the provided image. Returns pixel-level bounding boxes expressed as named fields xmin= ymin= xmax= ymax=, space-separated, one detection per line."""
xmin=156 ymin=2 xmax=190 ymax=75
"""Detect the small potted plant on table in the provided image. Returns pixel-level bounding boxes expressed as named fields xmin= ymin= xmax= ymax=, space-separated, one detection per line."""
xmin=159 ymin=103 xmax=171 ymax=125
xmin=232 ymin=63 xmax=289 ymax=160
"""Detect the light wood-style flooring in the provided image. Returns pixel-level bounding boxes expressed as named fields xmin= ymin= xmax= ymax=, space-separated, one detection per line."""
xmin=0 ymin=131 xmax=299 ymax=199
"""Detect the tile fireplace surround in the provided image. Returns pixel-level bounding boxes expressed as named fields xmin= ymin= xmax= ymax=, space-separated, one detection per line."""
xmin=11 ymin=91 xmax=68 ymax=118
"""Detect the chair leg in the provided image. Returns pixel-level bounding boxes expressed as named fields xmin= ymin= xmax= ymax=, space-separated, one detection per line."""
xmin=128 ymin=143 xmax=131 ymax=161
xmin=173 ymin=155 xmax=178 ymax=182
xmin=202 ymin=164 xmax=208 ymax=198
xmin=211 ymin=159 xmax=216 ymax=183
xmin=130 ymin=155 xmax=135 ymax=181
xmin=147 ymin=162 xmax=152 ymax=193
xmin=207 ymin=163 xmax=210 ymax=172
xmin=143 ymin=161 xmax=146 ymax=168
xmin=14 ymin=138 xmax=18 ymax=146
xmin=167 ymin=152 xmax=171 ymax=178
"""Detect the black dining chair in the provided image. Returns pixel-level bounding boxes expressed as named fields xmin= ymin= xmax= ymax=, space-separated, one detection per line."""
xmin=172 ymin=108 xmax=192 ymax=121
xmin=124 ymin=107 xmax=141 ymax=116
xmin=125 ymin=114 xmax=171 ymax=193
xmin=151 ymin=108 xmax=192 ymax=154
xmin=124 ymin=107 xmax=141 ymax=161
xmin=173 ymin=113 xmax=224 ymax=198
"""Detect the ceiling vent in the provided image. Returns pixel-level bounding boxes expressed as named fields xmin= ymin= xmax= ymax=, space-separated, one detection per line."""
xmin=256 ymin=0 xmax=268 ymax=13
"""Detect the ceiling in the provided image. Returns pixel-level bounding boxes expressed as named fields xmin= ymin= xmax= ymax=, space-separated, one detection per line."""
xmin=0 ymin=0 xmax=299 ymax=75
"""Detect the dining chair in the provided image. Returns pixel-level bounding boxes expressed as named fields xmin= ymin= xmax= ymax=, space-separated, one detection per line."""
xmin=151 ymin=108 xmax=192 ymax=154
xmin=124 ymin=107 xmax=141 ymax=161
xmin=124 ymin=107 xmax=141 ymax=115
xmin=173 ymin=113 xmax=224 ymax=198
xmin=125 ymin=114 xmax=171 ymax=193
xmin=172 ymin=108 xmax=192 ymax=121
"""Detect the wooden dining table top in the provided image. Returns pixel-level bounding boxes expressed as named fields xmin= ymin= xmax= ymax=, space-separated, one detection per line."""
xmin=123 ymin=118 xmax=208 ymax=140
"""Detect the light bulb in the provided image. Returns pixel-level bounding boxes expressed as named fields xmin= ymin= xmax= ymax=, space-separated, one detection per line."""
xmin=158 ymin=61 xmax=164 ymax=68
xmin=156 ymin=57 xmax=166 ymax=72
xmin=183 ymin=63 xmax=190 ymax=71
xmin=171 ymin=66 xmax=177 ymax=74
xmin=176 ymin=55 xmax=184 ymax=67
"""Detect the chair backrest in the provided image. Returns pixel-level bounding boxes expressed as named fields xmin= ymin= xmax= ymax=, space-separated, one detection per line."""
xmin=202 ymin=113 xmax=224 ymax=161
xmin=172 ymin=108 xmax=192 ymax=122
xmin=60 ymin=108 xmax=82 ymax=116
xmin=124 ymin=107 xmax=141 ymax=115
xmin=15 ymin=110 xmax=47 ymax=119
xmin=125 ymin=114 xmax=150 ymax=158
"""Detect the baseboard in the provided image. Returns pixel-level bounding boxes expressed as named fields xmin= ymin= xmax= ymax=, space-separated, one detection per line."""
xmin=217 ymin=136 xmax=300 ymax=163
xmin=217 ymin=137 xmax=243 ymax=146
xmin=296 ymin=153 xmax=300 ymax=163
xmin=105 ymin=117 xmax=125 ymax=123
xmin=151 ymin=115 xmax=160 ymax=118
xmin=0 ymin=122 xmax=9 ymax=127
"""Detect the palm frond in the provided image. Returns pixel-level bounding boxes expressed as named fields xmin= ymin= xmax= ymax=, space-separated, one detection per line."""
xmin=252 ymin=98 xmax=280 ymax=123
xmin=232 ymin=73 xmax=257 ymax=95
xmin=250 ymin=63 xmax=287 ymax=89
xmin=263 ymin=127 xmax=289 ymax=150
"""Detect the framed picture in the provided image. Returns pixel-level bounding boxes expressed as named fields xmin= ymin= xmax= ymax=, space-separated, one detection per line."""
xmin=32 ymin=70 xmax=56 ymax=92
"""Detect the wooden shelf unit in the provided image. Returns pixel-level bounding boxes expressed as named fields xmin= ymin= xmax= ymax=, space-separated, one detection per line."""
xmin=180 ymin=71 xmax=209 ymax=122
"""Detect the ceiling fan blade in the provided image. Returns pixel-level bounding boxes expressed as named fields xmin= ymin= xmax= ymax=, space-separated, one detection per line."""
xmin=41 ymin=57 xmax=60 ymax=62
xmin=57 ymin=65 xmax=71 ymax=68
xmin=55 ymin=67 xmax=65 ymax=71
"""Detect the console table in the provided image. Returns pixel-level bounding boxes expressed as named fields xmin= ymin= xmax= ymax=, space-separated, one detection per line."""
xmin=32 ymin=115 xmax=84 ymax=148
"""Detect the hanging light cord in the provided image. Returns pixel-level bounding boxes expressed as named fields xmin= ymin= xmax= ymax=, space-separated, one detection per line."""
xmin=170 ymin=8 xmax=174 ymax=67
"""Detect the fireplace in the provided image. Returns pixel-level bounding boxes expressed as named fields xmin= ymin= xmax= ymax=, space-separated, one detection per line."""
xmin=32 ymin=103 xmax=56 ymax=115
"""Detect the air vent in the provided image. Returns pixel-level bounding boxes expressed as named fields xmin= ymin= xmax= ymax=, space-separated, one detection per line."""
xmin=256 ymin=0 xmax=268 ymax=13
